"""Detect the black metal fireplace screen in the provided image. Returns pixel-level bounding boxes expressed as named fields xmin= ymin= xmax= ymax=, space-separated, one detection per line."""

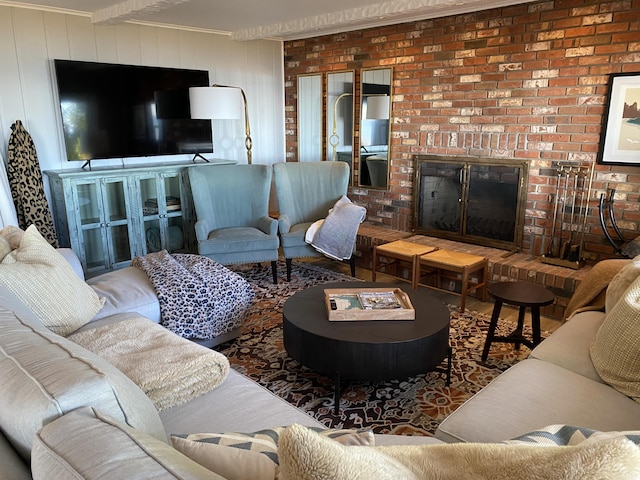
xmin=413 ymin=155 xmax=529 ymax=251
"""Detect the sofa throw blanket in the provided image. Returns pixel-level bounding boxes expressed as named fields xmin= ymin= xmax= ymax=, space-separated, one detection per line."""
xmin=69 ymin=316 xmax=229 ymax=411
xmin=306 ymin=196 xmax=366 ymax=261
xmin=132 ymin=251 xmax=254 ymax=340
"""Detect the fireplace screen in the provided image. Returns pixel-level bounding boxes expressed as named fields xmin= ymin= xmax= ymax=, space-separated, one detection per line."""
xmin=413 ymin=155 xmax=528 ymax=251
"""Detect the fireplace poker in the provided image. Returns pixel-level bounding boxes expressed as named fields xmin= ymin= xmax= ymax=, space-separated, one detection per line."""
xmin=547 ymin=165 xmax=563 ymax=257
xmin=567 ymin=168 xmax=580 ymax=261
xmin=558 ymin=167 xmax=571 ymax=259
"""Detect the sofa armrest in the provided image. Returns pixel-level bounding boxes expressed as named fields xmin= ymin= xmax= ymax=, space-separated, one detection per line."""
xmin=257 ymin=216 xmax=278 ymax=236
xmin=57 ymin=248 xmax=85 ymax=281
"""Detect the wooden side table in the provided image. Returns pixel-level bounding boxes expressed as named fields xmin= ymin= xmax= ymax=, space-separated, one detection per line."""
xmin=481 ymin=281 xmax=555 ymax=361
xmin=413 ymin=249 xmax=488 ymax=313
xmin=371 ymin=240 xmax=436 ymax=284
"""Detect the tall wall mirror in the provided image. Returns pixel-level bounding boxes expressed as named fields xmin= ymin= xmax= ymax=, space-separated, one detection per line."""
xmin=327 ymin=70 xmax=355 ymax=184
xmin=297 ymin=74 xmax=323 ymax=162
xmin=358 ymin=67 xmax=392 ymax=189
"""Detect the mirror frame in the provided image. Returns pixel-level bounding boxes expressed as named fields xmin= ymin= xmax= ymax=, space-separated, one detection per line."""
xmin=297 ymin=73 xmax=323 ymax=162
xmin=327 ymin=70 xmax=355 ymax=184
xmin=358 ymin=67 xmax=392 ymax=189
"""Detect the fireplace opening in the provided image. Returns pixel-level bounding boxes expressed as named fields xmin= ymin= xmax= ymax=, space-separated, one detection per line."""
xmin=413 ymin=155 xmax=528 ymax=251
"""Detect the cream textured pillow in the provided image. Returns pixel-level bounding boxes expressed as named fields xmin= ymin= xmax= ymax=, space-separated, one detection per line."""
xmin=0 ymin=236 xmax=10 ymax=262
xmin=0 ymin=225 xmax=25 ymax=249
xmin=278 ymin=424 xmax=640 ymax=480
xmin=606 ymin=255 xmax=640 ymax=313
xmin=591 ymin=273 xmax=640 ymax=403
xmin=0 ymin=225 xmax=104 ymax=336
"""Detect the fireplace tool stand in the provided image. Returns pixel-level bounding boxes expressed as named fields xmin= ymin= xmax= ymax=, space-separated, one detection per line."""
xmin=541 ymin=161 xmax=594 ymax=270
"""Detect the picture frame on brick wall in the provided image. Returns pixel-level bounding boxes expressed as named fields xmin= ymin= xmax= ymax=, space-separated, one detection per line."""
xmin=599 ymin=72 xmax=640 ymax=166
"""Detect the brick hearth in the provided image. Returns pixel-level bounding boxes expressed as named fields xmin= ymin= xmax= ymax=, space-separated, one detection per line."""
xmin=356 ymin=224 xmax=591 ymax=320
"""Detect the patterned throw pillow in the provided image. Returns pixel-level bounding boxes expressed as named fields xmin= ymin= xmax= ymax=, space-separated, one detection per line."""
xmin=0 ymin=225 xmax=104 ymax=336
xmin=171 ymin=427 xmax=374 ymax=480
xmin=504 ymin=424 xmax=640 ymax=447
xmin=605 ymin=255 xmax=640 ymax=313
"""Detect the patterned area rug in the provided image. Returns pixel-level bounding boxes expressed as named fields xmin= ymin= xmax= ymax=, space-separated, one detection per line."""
xmin=222 ymin=260 xmax=543 ymax=437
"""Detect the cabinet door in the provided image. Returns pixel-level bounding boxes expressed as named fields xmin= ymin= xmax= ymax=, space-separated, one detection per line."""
xmin=138 ymin=173 xmax=186 ymax=255
xmin=74 ymin=177 xmax=134 ymax=275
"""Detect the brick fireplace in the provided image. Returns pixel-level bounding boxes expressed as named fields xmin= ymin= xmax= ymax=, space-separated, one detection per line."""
xmin=284 ymin=0 xmax=640 ymax=265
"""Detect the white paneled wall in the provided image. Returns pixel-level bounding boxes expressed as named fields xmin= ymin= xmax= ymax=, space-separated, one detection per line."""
xmin=0 ymin=5 xmax=285 ymax=181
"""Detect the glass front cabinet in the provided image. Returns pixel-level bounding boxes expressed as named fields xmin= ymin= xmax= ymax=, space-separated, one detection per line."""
xmin=46 ymin=162 xmax=227 ymax=277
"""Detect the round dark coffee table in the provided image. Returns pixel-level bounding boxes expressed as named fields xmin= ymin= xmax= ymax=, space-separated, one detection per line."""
xmin=282 ymin=281 xmax=451 ymax=414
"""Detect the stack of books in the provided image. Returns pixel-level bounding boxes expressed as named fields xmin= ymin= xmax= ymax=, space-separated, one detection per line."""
xmin=143 ymin=197 xmax=181 ymax=215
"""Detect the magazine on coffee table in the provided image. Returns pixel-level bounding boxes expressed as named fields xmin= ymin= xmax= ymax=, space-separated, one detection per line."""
xmin=324 ymin=287 xmax=415 ymax=321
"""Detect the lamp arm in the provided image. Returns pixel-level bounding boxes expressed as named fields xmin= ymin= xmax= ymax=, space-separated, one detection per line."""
xmin=210 ymin=83 xmax=252 ymax=164
xmin=329 ymin=92 xmax=352 ymax=161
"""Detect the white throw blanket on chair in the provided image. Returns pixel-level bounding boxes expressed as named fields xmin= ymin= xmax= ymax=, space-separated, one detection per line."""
xmin=305 ymin=196 xmax=366 ymax=261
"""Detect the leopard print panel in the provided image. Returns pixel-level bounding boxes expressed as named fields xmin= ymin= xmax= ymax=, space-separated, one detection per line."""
xmin=7 ymin=120 xmax=59 ymax=247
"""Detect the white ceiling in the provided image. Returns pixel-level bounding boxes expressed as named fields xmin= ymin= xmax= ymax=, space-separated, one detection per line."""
xmin=4 ymin=0 xmax=535 ymax=41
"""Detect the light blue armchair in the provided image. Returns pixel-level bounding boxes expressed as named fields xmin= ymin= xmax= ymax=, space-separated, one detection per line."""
xmin=273 ymin=161 xmax=355 ymax=281
xmin=188 ymin=164 xmax=279 ymax=283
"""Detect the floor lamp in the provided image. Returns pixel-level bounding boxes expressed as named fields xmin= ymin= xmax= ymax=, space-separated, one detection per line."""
xmin=189 ymin=85 xmax=253 ymax=164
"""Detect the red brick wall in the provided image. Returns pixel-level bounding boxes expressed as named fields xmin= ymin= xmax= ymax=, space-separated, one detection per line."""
xmin=284 ymin=0 xmax=640 ymax=262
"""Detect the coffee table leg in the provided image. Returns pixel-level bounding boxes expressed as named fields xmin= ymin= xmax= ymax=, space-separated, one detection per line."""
xmin=334 ymin=372 xmax=341 ymax=415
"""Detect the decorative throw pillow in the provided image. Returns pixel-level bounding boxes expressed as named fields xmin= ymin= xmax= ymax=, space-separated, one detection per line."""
xmin=171 ymin=427 xmax=374 ymax=480
xmin=505 ymin=424 xmax=640 ymax=447
xmin=0 ymin=225 xmax=25 ymax=249
xmin=278 ymin=424 xmax=640 ymax=480
xmin=605 ymin=255 xmax=640 ymax=313
xmin=0 ymin=225 xmax=104 ymax=336
xmin=591 ymin=273 xmax=640 ymax=403
xmin=0 ymin=236 xmax=10 ymax=262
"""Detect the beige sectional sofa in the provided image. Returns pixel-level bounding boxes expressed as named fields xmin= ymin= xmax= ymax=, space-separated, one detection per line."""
xmin=436 ymin=259 xmax=640 ymax=443
xmin=0 ymin=246 xmax=436 ymax=480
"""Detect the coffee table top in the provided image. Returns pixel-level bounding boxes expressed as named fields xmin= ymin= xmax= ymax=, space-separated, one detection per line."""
xmin=283 ymin=281 xmax=450 ymax=344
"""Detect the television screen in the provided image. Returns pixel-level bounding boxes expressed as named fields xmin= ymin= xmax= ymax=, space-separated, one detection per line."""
xmin=53 ymin=59 xmax=213 ymax=162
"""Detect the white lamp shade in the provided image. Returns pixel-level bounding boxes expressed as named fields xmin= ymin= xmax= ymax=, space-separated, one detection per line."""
xmin=365 ymin=95 xmax=390 ymax=120
xmin=189 ymin=86 xmax=243 ymax=120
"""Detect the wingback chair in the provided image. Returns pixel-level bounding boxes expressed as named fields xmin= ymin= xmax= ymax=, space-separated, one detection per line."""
xmin=188 ymin=164 xmax=279 ymax=283
xmin=273 ymin=161 xmax=355 ymax=281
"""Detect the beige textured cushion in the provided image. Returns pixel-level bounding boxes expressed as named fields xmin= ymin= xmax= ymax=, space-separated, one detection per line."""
xmin=0 ymin=225 xmax=25 ymax=249
xmin=606 ymin=255 xmax=640 ymax=313
xmin=0 ymin=236 xmax=11 ymax=262
xmin=591 ymin=273 xmax=640 ymax=403
xmin=0 ymin=299 xmax=167 ymax=461
xmin=0 ymin=225 xmax=104 ymax=336
xmin=279 ymin=424 xmax=640 ymax=480
xmin=32 ymin=407 xmax=224 ymax=480
xmin=171 ymin=427 xmax=374 ymax=480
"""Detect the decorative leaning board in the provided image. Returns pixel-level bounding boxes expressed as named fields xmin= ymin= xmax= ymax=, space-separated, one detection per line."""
xmin=324 ymin=288 xmax=415 ymax=321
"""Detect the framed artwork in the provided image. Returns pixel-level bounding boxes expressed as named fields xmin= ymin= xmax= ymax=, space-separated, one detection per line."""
xmin=599 ymin=72 xmax=640 ymax=166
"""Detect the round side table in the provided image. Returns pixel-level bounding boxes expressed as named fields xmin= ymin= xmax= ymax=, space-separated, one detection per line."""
xmin=481 ymin=281 xmax=555 ymax=361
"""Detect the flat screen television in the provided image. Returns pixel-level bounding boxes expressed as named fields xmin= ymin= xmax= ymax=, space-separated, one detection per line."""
xmin=53 ymin=59 xmax=213 ymax=163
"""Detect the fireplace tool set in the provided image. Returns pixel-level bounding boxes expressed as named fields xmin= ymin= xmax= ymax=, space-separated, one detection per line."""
xmin=599 ymin=188 xmax=640 ymax=258
xmin=541 ymin=161 xmax=594 ymax=270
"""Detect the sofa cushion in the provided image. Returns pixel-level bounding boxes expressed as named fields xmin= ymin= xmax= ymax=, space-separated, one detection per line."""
xmin=0 ymin=431 xmax=30 ymax=480
xmin=279 ymin=423 xmax=640 ymax=480
xmin=0 ymin=225 xmax=104 ymax=336
xmin=32 ymin=407 xmax=224 ymax=480
xmin=606 ymin=255 xmax=640 ymax=313
xmin=87 ymin=266 xmax=161 ymax=323
xmin=0 ymin=290 xmax=167 ymax=461
xmin=591 ymin=273 xmax=640 ymax=403
xmin=171 ymin=427 xmax=374 ymax=480
xmin=435 ymin=359 xmax=640 ymax=444
xmin=530 ymin=310 xmax=605 ymax=383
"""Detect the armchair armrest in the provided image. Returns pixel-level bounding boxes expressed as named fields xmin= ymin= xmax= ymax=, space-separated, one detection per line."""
xmin=278 ymin=214 xmax=292 ymax=234
xmin=257 ymin=216 xmax=278 ymax=236
xmin=194 ymin=219 xmax=212 ymax=241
